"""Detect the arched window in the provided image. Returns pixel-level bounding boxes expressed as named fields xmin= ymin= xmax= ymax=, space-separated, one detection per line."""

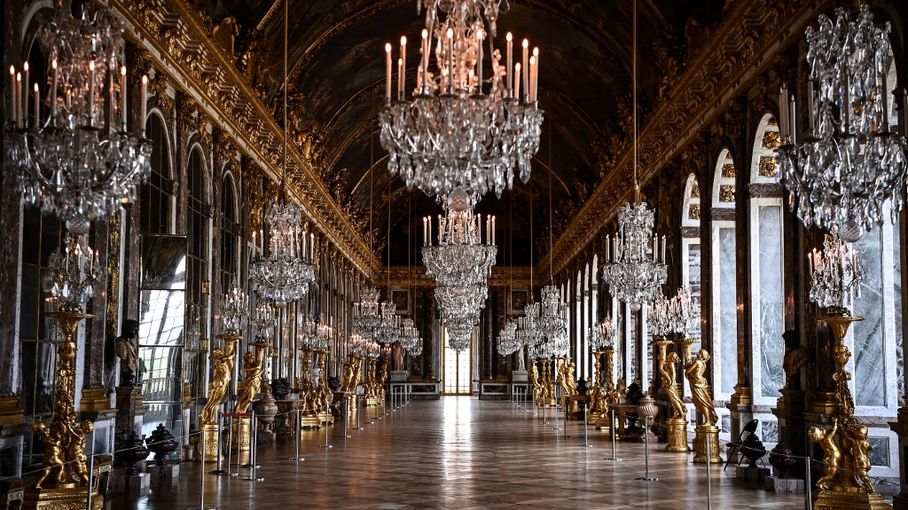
xmin=681 ymin=173 xmax=702 ymax=339
xmin=749 ymin=114 xmax=785 ymax=404
xmin=140 ymin=112 xmax=174 ymax=234
xmin=711 ymin=149 xmax=737 ymax=400
xmin=187 ymin=146 xmax=210 ymax=308
xmin=219 ymin=171 xmax=240 ymax=293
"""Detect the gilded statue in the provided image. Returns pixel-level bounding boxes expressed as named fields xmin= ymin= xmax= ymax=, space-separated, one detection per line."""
xmin=235 ymin=345 xmax=267 ymax=414
xmin=199 ymin=337 xmax=237 ymax=425
xmin=660 ymin=352 xmax=686 ymax=420
xmin=530 ymin=362 xmax=541 ymax=404
xmin=33 ymin=421 xmax=66 ymax=488
xmin=559 ymin=359 xmax=577 ymax=397
xmin=66 ymin=421 xmax=94 ymax=484
xmin=685 ymin=349 xmax=718 ymax=425
xmin=809 ymin=419 xmax=841 ymax=491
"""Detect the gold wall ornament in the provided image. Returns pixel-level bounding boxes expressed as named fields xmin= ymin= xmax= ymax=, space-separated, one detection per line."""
xmin=759 ymin=155 xmax=779 ymax=178
xmin=25 ymin=308 xmax=104 ymax=509
xmin=234 ymin=341 xmax=268 ymax=414
xmin=810 ymin=313 xmax=891 ymax=509
xmin=199 ymin=333 xmax=238 ymax=426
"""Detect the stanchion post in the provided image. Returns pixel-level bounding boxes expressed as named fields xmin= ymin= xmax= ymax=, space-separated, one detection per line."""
xmin=635 ymin=416 xmax=657 ymax=481
xmin=244 ymin=411 xmax=263 ymax=482
xmin=605 ymin=408 xmax=622 ymax=462
xmin=321 ymin=405 xmax=333 ymax=448
xmin=805 ymin=453 xmax=812 ymax=510
xmin=705 ymin=430 xmax=713 ymax=510
xmin=226 ymin=414 xmax=235 ymax=475
xmin=198 ymin=429 xmax=207 ymax=509
xmin=210 ymin=411 xmax=227 ymax=475
xmin=85 ymin=426 xmax=96 ymax=510
xmin=290 ymin=407 xmax=304 ymax=462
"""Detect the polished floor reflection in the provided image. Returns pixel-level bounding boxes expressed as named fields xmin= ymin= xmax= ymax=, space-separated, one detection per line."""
xmin=117 ymin=397 xmax=802 ymax=509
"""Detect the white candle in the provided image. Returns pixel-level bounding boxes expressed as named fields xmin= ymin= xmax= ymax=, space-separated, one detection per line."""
xmin=397 ymin=57 xmax=403 ymax=100
xmin=400 ymin=36 xmax=407 ymax=99
xmin=140 ymin=75 xmax=148 ymax=137
xmin=310 ymin=233 xmax=314 ymax=260
xmin=778 ymin=85 xmax=788 ymax=140
xmin=120 ymin=66 xmax=127 ymax=129
xmin=447 ymin=28 xmax=454 ymax=94
xmin=605 ymin=234 xmax=610 ymax=262
xmin=506 ymin=33 xmax=513 ymax=98
xmin=807 ymin=79 xmax=815 ymax=134
xmin=420 ymin=29 xmax=429 ymax=94
xmin=9 ymin=66 xmax=16 ymax=126
xmin=528 ymin=55 xmax=536 ymax=105
xmin=652 ymin=235 xmax=658 ymax=261
xmin=789 ymin=95 xmax=797 ymax=145
xmin=23 ymin=62 xmax=29 ymax=126
xmin=385 ymin=43 xmax=393 ymax=101
xmin=808 ymin=252 xmax=814 ymax=274
xmin=476 ymin=28 xmax=483 ymax=94
xmin=532 ymin=47 xmax=539 ymax=102
xmin=33 ymin=84 xmax=39 ymax=128
xmin=50 ymin=59 xmax=58 ymax=120
xmin=661 ymin=235 xmax=666 ymax=262
xmin=88 ymin=60 xmax=95 ymax=126
xmin=492 ymin=216 xmax=495 ymax=245
xmin=428 ymin=216 xmax=432 ymax=244
xmin=521 ymin=39 xmax=529 ymax=102
xmin=513 ymin=63 xmax=521 ymax=101
xmin=15 ymin=72 xmax=21 ymax=128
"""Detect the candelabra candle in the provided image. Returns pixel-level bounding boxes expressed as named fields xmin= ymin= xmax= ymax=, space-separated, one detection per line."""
xmin=254 ymin=302 xmax=277 ymax=340
xmin=809 ymin=233 xmax=865 ymax=314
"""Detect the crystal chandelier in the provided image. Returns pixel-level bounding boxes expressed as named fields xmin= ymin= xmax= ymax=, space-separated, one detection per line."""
xmin=589 ymin=314 xmax=616 ymax=351
xmin=422 ymin=191 xmax=497 ymax=289
xmin=538 ymin=284 xmax=568 ymax=357
xmin=297 ymin=315 xmax=319 ymax=349
xmin=434 ymin=284 xmax=489 ymax=320
xmin=249 ymin=201 xmax=317 ymax=306
xmin=444 ymin=315 xmax=476 ymax=352
xmin=600 ymin=0 xmax=667 ymax=311
xmin=250 ymin=9 xmax=316 ymax=306
xmin=222 ymin=286 xmax=249 ymax=334
xmin=316 ymin=321 xmax=332 ymax=351
xmin=517 ymin=301 xmax=541 ymax=357
xmin=808 ymin=233 xmax=864 ymax=314
xmin=496 ymin=320 xmax=519 ymax=355
xmin=5 ymin=1 xmax=151 ymax=234
xmin=400 ymin=318 xmax=420 ymax=352
xmin=253 ymin=302 xmax=276 ymax=341
xmin=379 ymin=0 xmax=543 ymax=202
xmin=376 ymin=300 xmax=400 ymax=344
xmin=407 ymin=337 xmax=423 ymax=357
xmin=45 ymin=234 xmax=99 ymax=312
xmin=778 ymin=5 xmax=908 ymax=242
xmin=353 ymin=286 xmax=382 ymax=337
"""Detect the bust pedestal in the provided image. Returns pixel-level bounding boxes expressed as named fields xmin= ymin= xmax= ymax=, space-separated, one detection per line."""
xmin=665 ymin=417 xmax=689 ymax=452
xmin=511 ymin=370 xmax=528 ymax=383
xmin=693 ymin=424 xmax=722 ymax=464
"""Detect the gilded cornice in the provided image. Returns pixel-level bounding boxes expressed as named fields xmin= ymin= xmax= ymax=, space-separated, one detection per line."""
xmin=536 ymin=0 xmax=823 ymax=277
xmin=110 ymin=0 xmax=380 ymax=279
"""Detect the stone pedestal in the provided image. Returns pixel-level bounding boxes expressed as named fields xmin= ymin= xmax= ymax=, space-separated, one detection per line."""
xmin=735 ymin=465 xmax=770 ymax=484
xmin=79 ymin=387 xmax=112 ymax=414
xmin=511 ymin=370 xmax=528 ymax=383
xmin=148 ymin=464 xmax=180 ymax=487
xmin=23 ymin=485 xmax=104 ymax=510
xmin=693 ymin=425 xmax=722 ymax=464
xmin=114 ymin=386 xmax=145 ymax=459
xmin=764 ymin=475 xmax=805 ymax=493
xmin=665 ymin=417 xmax=689 ymax=452
xmin=390 ymin=371 xmax=409 ymax=382
xmin=200 ymin=423 xmax=220 ymax=463
xmin=233 ymin=417 xmax=251 ymax=466
xmin=108 ymin=471 xmax=150 ymax=497
xmin=814 ymin=490 xmax=891 ymax=510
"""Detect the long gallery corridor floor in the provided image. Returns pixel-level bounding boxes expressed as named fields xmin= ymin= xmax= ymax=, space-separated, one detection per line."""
xmin=119 ymin=397 xmax=802 ymax=509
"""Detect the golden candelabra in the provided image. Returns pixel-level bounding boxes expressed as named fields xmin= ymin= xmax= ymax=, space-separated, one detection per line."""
xmin=298 ymin=347 xmax=321 ymax=428
xmin=595 ymin=347 xmax=619 ymax=430
xmin=810 ymin=313 xmax=890 ymax=510
xmin=25 ymin=307 xmax=103 ymax=510
xmin=588 ymin=351 xmax=606 ymax=424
